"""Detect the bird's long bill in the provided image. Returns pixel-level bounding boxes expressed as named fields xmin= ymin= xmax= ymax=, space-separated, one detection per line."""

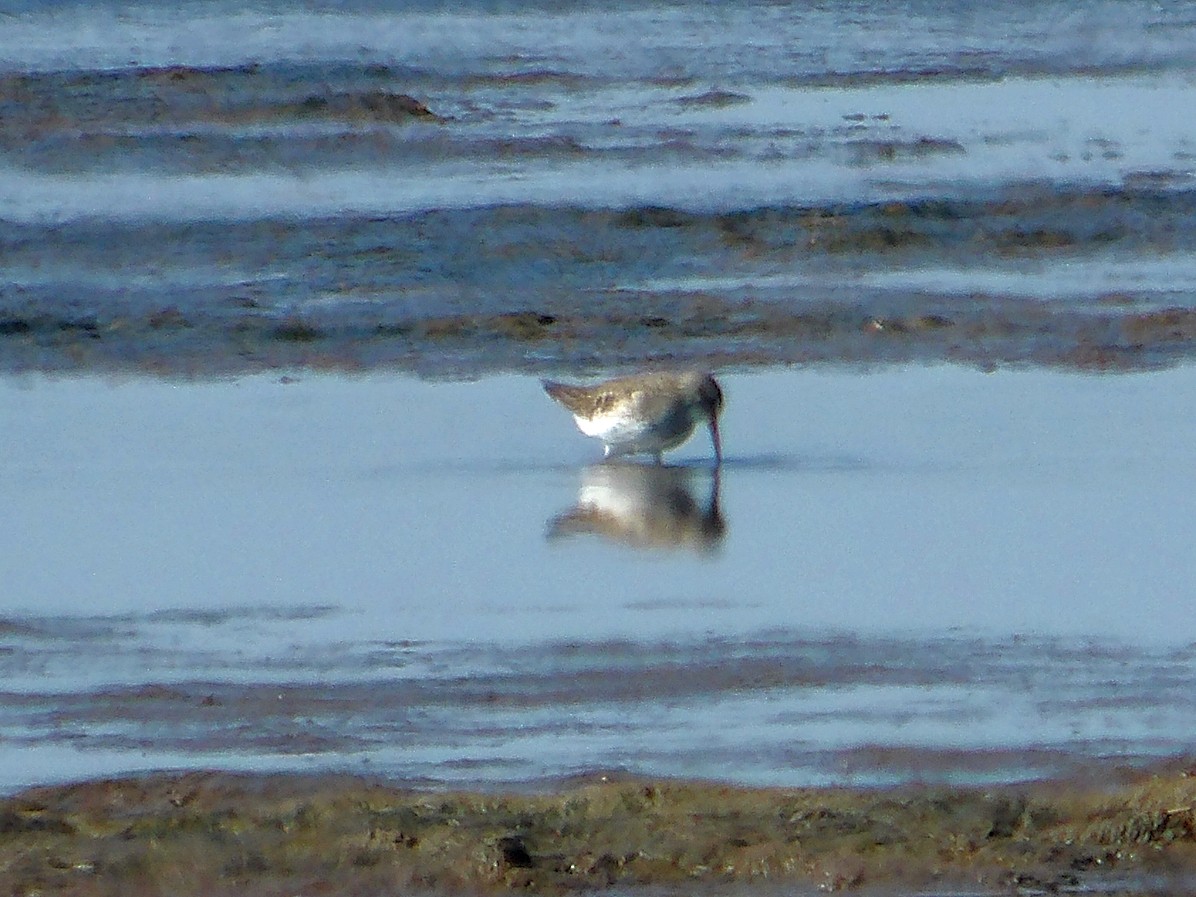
xmin=708 ymin=417 xmax=723 ymax=466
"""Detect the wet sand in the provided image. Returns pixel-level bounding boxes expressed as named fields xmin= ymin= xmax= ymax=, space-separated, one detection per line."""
xmin=4 ymin=760 xmax=1196 ymax=895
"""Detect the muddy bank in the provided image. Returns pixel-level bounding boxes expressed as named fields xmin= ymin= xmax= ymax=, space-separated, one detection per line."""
xmin=4 ymin=761 xmax=1196 ymax=895
xmin=6 ymin=287 xmax=1196 ymax=378
xmin=4 ymin=7 xmax=1196 ymax=380
xmin=5 ymin=190 xmax=1196 ymax=378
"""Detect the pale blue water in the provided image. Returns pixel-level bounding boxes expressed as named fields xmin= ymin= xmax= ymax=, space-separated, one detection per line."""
xmin=3 ymin=368 xmax=1196 ymax=792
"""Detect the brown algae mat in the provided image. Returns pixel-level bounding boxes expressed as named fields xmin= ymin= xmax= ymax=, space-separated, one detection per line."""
xmin=3 ymin=763 xmax=1196 ymax=896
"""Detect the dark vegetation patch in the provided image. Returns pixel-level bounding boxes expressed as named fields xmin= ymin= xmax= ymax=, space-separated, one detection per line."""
xmin=673 ymin=89 xmax=752 ymax=109
xmin=291 ymin=91 xmax=441 ymax=123
xmin=272 ymin=320 xmax=325 ymax=343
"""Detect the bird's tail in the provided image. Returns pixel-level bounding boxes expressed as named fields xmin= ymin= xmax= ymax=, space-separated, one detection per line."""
xmin=541 ymin=380 xmax=590 ymax=414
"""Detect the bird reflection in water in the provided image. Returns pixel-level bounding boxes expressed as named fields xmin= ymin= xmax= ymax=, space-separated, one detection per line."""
xmin=547 ymin=462 xmax=725 ymax=553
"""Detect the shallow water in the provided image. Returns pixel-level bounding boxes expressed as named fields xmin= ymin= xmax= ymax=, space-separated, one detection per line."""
xmin=3 ymin=366 xmax=1195 ymax=792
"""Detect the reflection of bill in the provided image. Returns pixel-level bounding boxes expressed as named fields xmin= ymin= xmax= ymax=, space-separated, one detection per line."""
xmin=547 ymin=463 xmax=725 ymax=554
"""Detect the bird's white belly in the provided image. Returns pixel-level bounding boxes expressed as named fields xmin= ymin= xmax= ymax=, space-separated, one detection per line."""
xmin=575 ymin=410 xmax=648 ymax=443
xmin=574 ymin=410 xmax=691 ymax=455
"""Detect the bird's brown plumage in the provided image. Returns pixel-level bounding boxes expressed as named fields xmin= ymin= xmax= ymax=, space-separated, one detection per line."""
xmin=542 ymin=371 xmax=724 ymax=464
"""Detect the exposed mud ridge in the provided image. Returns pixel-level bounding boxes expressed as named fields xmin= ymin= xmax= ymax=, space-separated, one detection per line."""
xmin=4 ymin=761 xmax=1196 ymax=896
xmin=1 ymin=297 xmax=1193 ymax=378
xmin=0 ymin=64 xmax=441 ymax=138
xmin=4 ymin=188 xmax=1196 ymax=377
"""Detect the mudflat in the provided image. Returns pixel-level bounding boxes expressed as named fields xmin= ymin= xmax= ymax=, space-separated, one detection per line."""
xmin=4 ymin=761 xmax=1196 ymax=896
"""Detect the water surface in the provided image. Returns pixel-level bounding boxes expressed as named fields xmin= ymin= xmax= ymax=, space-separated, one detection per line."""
xmin=3 ymin=367 xmax=1194 ymax=792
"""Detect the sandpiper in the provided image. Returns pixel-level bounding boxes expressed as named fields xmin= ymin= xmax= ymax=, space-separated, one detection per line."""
xmin=542 ymin=371 xmax=724 ymax=465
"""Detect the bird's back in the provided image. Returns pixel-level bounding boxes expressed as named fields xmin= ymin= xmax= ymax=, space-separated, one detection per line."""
xmin=541 ymin=379 xmax=634 ymax=418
